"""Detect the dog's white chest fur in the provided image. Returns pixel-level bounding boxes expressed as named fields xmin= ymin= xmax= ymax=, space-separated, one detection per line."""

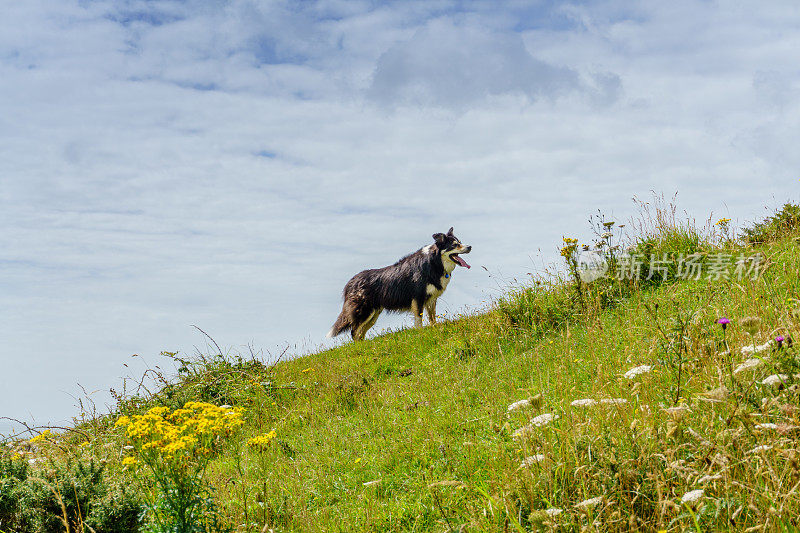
xmin=426 ymin=275 xmax=451 ymax=297
xmin=424 ymin=245 xmax=457 ymax=299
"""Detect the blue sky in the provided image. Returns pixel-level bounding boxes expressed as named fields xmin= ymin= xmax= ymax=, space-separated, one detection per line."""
xmin=1 ymin=0 xmax=799 ymax=434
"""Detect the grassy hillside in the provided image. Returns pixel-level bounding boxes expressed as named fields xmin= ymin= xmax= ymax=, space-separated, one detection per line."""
xmin=3 ymin=201 xmax=800 ymax=532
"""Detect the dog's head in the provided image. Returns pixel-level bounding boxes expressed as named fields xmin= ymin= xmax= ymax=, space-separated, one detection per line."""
xmin=432 ymin=227 xmax=471 ymax=269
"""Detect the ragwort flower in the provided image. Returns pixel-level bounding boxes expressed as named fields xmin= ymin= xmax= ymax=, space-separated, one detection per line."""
xmin=247 ymin=430 xmax=277 ymax=452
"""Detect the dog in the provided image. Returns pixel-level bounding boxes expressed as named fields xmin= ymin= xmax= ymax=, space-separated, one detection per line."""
xmin=327 ymin=227 xmax=472 ymax=341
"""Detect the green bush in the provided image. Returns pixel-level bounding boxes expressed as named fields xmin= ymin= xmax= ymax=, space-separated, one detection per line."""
xmin=742 ymin=202 xmax=800 ymax=244
xmin=0 ymin=452 xmax=144 ymax=533
xmin=496 ymin=279 xmax=577 ymax=335
xmin=0 ymin=454 xmax=34 ymax=531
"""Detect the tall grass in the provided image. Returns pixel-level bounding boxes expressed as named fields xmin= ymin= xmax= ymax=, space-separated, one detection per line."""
xmin=3 ymin=199 xmax=800 ymax=532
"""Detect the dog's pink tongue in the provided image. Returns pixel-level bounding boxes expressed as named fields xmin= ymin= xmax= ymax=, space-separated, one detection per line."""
xmin=454 ymin=255 xmax=471 ymax=269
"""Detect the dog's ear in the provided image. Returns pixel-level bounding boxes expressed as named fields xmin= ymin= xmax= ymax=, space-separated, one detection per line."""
xmin=432 ymin=233 xmax=446 ymax=244
xmin=447 ymin=227 xmax=454 ymax=236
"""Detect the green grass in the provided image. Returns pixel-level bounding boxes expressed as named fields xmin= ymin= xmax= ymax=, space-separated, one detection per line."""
xmin=4 ymin=202 xmax=800 ymax=532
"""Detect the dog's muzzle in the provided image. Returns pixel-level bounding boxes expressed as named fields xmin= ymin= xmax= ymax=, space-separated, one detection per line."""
xmin=451 ymin=245 xmax=471 ymax=268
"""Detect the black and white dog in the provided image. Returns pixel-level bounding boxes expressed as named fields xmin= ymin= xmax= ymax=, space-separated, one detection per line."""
xmin=327 ymin=228 xmax=472 ymax=340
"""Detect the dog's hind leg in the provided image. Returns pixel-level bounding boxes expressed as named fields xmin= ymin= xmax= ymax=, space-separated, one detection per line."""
xmin=411 ymin=300 xmax=424 ymax=328
xmin=351 ymin=321 xmax=364 ymax=341
xmin=361 ymin=308 xmax=382 ymax=339
xmin=425 ymin=298 xmax=437 ymax=325
xmin=353 ymin=308 xmax=382 ymax=341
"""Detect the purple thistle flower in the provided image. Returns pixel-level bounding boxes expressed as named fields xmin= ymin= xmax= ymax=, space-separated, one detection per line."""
xmin=776 ymin=335 xmax=785 ymax=348
xmin=717 ymin=317 xmax=730 ymax=330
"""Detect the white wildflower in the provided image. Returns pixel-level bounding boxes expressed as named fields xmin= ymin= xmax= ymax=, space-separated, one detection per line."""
xmin=531 ymin=413 xmax=559 ymax=427
xmin=507 ymin=399 xmax=531 ymax=412
xmin=571 ymin=398 xmax=598 ymax=408
xmin=712 ymin=454 xmax=729 ymax=466
xmin=428 ymin=480 xmax=465 ymax=488
xmin=663 ymin=405 xmax=690 ymax=416
xmin=123 ymin=445 xmax=134 ymax=450
xmin=740 ymin=340 xmax=773 ymax=356
xmin=699 ymin=386 xmax=728 ymax=403
xmin=599 ymin=398 xmax=628 ymax=406
xmin=520 ymin=455 xmax=545 ymax=468
xmin=755 ymin=423 xmax=778 ymax=430
xmin=776 ymin=423 xmax=800 ymax=434
xmin=601 ymin=231 xmax=614 ymax=239
xmin=512 ymin=425 xmax=534 ymax=439
xmin=681 ymin=489 xmax=704 ymax=504
xmin=747 ymin=445 xmax=773 ymax=454
xmin=575 ymin=496 xmax=603 ymax=510
xmin=624 ymin=365 xmax=652 ymax=379
xmin=761 ymin=374 xmax=788 ymax=386
xmin=733 ymin=358 xmax=763 ymax=374
xmin=668 ymin=459 xmax=692 ymax=474
xmin=544 ymin=508 xmax=563 ymax=517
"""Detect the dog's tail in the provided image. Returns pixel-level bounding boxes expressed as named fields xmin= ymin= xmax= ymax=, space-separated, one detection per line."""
xmin=326 ymin=309 xmax=352 ymax=338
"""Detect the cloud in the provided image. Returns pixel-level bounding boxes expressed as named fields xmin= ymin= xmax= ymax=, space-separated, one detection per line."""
xmin=2 ymin=0 xmax=800 ymax=434
xmin=368 ymin=18 xmax=619 ymax=107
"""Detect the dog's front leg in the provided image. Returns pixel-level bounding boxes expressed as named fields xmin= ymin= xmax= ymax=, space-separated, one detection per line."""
xmin=411 ymin=300 xmax=424 ymax=328
xmin=425 ymin=298 xmax=437 ymax=325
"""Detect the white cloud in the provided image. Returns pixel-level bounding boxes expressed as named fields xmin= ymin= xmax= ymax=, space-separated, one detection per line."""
xmin=368 ymin=18 xmax=595 ymax=107
xmin=2 ymin=0 xmax=800 ymax=433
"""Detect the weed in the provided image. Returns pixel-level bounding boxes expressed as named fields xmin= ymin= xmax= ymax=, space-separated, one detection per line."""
xmin=743 ymin=202 xmax=800 ymax=244
xmin=116 ymin=402 xmax=243 ymax=532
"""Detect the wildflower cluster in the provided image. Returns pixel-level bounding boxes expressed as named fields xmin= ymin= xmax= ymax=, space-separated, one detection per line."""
xmin=28 ymin=429 xmax=52 ymax=444
xmin=560 ymin=237 xmax=579 ymax=259
xmin=116 ymin=401 xmax=243 ymax=462
xmin=115 ymin=401 xmax=244 ymax=533
xmin=246 ymin=430 xmax=277 ymax=452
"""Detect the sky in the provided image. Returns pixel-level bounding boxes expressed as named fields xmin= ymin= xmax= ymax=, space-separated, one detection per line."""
xmin=1 ymin=0 xmax=799 ymax=435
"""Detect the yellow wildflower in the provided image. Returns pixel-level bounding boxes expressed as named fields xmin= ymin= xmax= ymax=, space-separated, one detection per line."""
xmin=29 ymin=430 xmax=52 ymax=444
xmin=122 ymin=456 xmax=136 ymax=466
xmin=118 ymin=401 xmax=243 ymax=463
xmin=560 ymin=237 xmax=579 ymax=259
xmin=247 ymin=430 xmax=277 ymax=451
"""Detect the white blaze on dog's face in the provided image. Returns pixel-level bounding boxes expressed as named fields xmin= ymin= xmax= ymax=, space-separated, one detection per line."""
xmin=432 ymin=227 xmax=471 ymax=272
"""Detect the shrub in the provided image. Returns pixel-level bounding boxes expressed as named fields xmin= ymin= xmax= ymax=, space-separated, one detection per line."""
xmin=0 ymin=450 xmax=144 ymax=533
xmin=742 ymin=202 xmax=800 ymax=244
xmin=496 ymin=278 xmax=577 ymax=335
xmin=0 ymin=453 xmax=32 ymax=531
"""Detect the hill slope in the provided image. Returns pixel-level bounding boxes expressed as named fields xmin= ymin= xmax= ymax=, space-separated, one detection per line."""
xmin=3 ymin=203 xmax=800 ymax=532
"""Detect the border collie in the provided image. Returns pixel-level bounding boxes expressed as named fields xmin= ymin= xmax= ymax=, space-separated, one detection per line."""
xmin=327 ymin=227 xmax=472 ymax=340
